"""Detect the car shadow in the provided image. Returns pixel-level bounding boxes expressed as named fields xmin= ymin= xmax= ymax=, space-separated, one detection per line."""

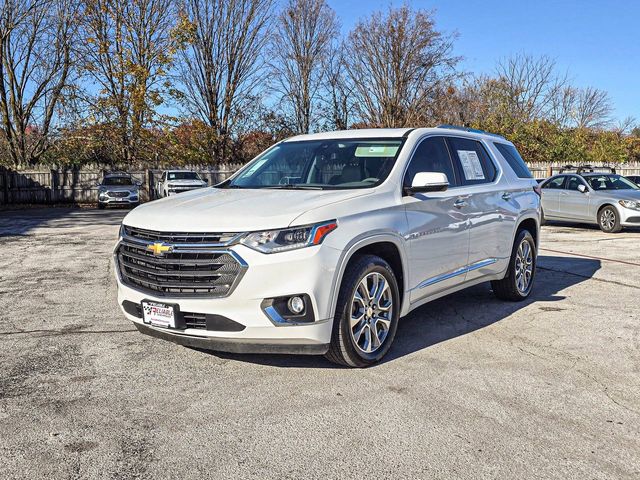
xmin=198 ymin=255 xmax=601 ymax=368
xmin=0 ymin=207 xmax=128 ymax=238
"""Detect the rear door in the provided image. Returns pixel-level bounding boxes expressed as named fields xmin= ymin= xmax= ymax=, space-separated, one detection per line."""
xmin=559 ymin=175 xmax=591 ymax=220
xmin=541 ymin=176 xmax=566 ymax=217
xmin=445 ymin=136 xmax=515 ymax=280
xmin=403 ymin=136 xmax=471 ymax=302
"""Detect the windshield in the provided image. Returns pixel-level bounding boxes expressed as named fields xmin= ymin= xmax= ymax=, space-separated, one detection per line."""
xmin=585 ymin=175 xmax=639 ymax=191
xmin=168 ymin=171 xmax=201 ymax=181
xmin=102 ymin=176 xmax=133 ymax=186
xmin=225 ymin=138 xmax=405 ymax=189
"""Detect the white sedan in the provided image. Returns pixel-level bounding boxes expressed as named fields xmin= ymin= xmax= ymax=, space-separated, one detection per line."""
xmin=156 ymin=170 xmax=208 ymax=198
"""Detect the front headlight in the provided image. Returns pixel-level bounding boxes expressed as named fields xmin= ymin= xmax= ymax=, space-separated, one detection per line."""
xmin=241 ymin=220 xmax=338 ymax=254
xmin=619 ymin=200 xmax=640 ymax=210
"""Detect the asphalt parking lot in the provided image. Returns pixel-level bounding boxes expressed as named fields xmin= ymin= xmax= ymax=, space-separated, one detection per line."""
xmin=0 ymin=208 xmax=639 ymax=479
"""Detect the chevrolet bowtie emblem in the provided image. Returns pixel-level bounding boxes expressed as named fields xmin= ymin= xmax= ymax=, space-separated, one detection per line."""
xmin=146 ymin=242 xmax=172 ymax=256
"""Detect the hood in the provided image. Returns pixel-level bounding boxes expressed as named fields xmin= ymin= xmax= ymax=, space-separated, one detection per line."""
xmin=123 ymin=187 xmax=372 ymax=231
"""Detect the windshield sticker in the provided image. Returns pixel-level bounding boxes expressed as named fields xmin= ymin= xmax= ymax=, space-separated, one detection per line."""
xmin=243 ymin=158 xmax=269 ymax=176
xmin=355 ymin=145 xmax=400 ymax=157
xmin=457 ymin=150 xmax=485 ymax=180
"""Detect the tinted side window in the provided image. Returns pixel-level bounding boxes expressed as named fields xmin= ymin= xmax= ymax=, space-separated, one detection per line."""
xmin=494 ymin=143 xmax=533 ymax=179
xmin=566 ymin=176 xmax=585 ymax=191
xmin=446 ymin=137 xmax=497 ymax=186
xmin=543 ymin=176 xmax=566 ymax=189
xmin=403 ymin=137 xmax=457 ymax=188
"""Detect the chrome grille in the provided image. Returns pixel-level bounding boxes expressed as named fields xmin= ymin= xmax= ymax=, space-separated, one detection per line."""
xmin=116 ymin=228 xmax=246 ymax=297
xmin=108 ymin=191 xmax=129 ymax=197
xmin=123 ymin=226 xmax=240 ymax=245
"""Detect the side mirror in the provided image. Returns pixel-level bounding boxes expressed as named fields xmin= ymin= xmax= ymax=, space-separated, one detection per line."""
xmin=405 ymin=172 xmax=449 ymax=195
xmin=203 ymin=179 xmax=209 ymax=184
xmin=135 ymin=181 xmax=142 ymax=187
xmin=578 ymin=184 xmax=588 ymax=193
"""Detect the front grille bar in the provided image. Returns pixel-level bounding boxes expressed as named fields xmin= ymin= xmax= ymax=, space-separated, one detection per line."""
xmin=116 ymin=227 xmax=248 ymax=298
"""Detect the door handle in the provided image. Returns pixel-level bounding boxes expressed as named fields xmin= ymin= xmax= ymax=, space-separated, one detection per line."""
xmin=453 ymin=199 xmax=468 ymax=209
xmin=502 ymin=192 xmax=512 ymax=201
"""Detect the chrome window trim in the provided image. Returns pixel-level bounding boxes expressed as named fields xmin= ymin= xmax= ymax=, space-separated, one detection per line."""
xmin=400 ymin=133 xmax=504 ymax=194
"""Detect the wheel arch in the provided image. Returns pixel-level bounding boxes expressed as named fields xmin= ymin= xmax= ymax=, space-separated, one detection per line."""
xmin=329 ymin=234 xmax=410 ymax=320
xmin=514 ymin=215 xmax=540 ymax=249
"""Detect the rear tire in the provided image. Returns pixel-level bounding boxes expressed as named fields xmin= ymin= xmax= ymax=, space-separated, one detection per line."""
xmin=598 ymin=206 xmax=622 ymax=233
xmin=492 ymin=229 xmax=536 ymax=301
xmin=325 ymin=255 xmax=400 ymax=368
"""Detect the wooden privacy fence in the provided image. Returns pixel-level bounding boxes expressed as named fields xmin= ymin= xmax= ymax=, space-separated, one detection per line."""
xmin=0 ymin=166 xmax=240 ymax=205
xmin=2 ymin=161 xmax=640 ymax=205
xmin=527 ymin=161 xmax=640 ymax=179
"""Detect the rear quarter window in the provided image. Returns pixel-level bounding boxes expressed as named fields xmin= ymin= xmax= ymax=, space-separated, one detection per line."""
xmin=494 ymin=143 xmax=533 ymax=179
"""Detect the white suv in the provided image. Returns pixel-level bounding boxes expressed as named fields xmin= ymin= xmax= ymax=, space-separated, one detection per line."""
xmin=115 ymin=126 xmax=541 ymax=367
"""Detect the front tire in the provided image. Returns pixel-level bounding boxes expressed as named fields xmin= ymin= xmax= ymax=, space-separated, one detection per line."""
xmin=492 ymin=229 xmax=536 ymax=301
xmin=325 ymin=255 xmax=400 ymax=367
xmin=598 ymin=206 xmax=622 ymax=233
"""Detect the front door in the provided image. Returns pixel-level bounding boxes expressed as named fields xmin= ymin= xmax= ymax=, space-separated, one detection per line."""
xmin=558 ymin=175 xmax=591 ymax=220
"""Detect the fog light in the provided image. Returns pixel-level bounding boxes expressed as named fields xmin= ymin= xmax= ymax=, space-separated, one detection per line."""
xmin=287 ymin=296 xmax=305 ymax=314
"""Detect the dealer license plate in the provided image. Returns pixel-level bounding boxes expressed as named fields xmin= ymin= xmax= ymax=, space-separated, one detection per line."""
xmin=142 ymin=301 xmax=175 ymax=328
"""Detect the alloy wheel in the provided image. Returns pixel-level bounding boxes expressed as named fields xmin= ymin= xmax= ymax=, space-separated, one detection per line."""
xmin=349 ymin=272 xmax=393 ymax=354
xmin=514 ymin=239 xmax=534 ymax=294
xmin=600 ymin=209 xmax=616 ymax=231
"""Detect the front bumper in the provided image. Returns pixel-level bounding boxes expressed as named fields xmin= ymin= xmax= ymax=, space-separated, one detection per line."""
xmin=134 ymin=322 xmax=329 ymax=354
xmin=116 ymin=242 xmax=341 ymax=352
xmin=619 ymin=206 xmax=640 ymax=226
xmin=99 ymin=192 xmax=139 ymax=205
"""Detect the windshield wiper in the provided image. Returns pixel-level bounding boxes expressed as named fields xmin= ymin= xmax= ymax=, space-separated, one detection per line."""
xmin=264 ymin=184 xmax=325 ymax=190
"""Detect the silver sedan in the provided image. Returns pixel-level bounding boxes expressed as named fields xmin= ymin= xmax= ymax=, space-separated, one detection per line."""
xmin=541 ymin=173 xmax=640 ymax=232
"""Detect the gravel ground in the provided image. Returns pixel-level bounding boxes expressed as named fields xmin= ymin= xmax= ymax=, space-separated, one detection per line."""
xmin=0 ymin=208 xmax=638 ymax=479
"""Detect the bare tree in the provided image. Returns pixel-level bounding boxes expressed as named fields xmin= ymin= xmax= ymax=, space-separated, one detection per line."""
xmin=345 ymin=6 xmax=459 ymax=128
xmin=572 ymin=86 xmax=612 ymax=130
xmin=268 ymin=0 xmax=338 ymax=134
xmin=614 ymin=116 xmax=636 ymax=135
xmin=177 ymin=0 xmax=273 ymax=162
xmin=495 ymin=53 xmax=568 ymax=123
xmin=0 ymin=0 xmax=76 ymax=167
xmin=321 ymin=41 xmax=354 ymax=130
xmin=80 ymin=0 xmax=176 ymax=164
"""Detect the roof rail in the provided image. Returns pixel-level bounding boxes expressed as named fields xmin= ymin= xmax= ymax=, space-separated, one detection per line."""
xmin=436 ymin=124 xmax=505 ymax=139
xmin=559 ymin=164 xmax=616 ymax=174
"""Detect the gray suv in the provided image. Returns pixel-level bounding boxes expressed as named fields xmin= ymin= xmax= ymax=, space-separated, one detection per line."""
xmin=97 ymin=172 xmax=141 ymax=209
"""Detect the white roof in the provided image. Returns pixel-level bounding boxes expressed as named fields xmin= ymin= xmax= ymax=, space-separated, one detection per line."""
xmin=284 ymin=127 xmax=507 ymax=143
xmin=284 ymin=128 xmax=413 ymax=142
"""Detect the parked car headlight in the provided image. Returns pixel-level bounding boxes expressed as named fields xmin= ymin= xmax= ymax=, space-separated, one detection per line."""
xmin=241 ymin=220 xmax=337 ymax=254
xmin=619 ymin=200 xmax=640 ymax=210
